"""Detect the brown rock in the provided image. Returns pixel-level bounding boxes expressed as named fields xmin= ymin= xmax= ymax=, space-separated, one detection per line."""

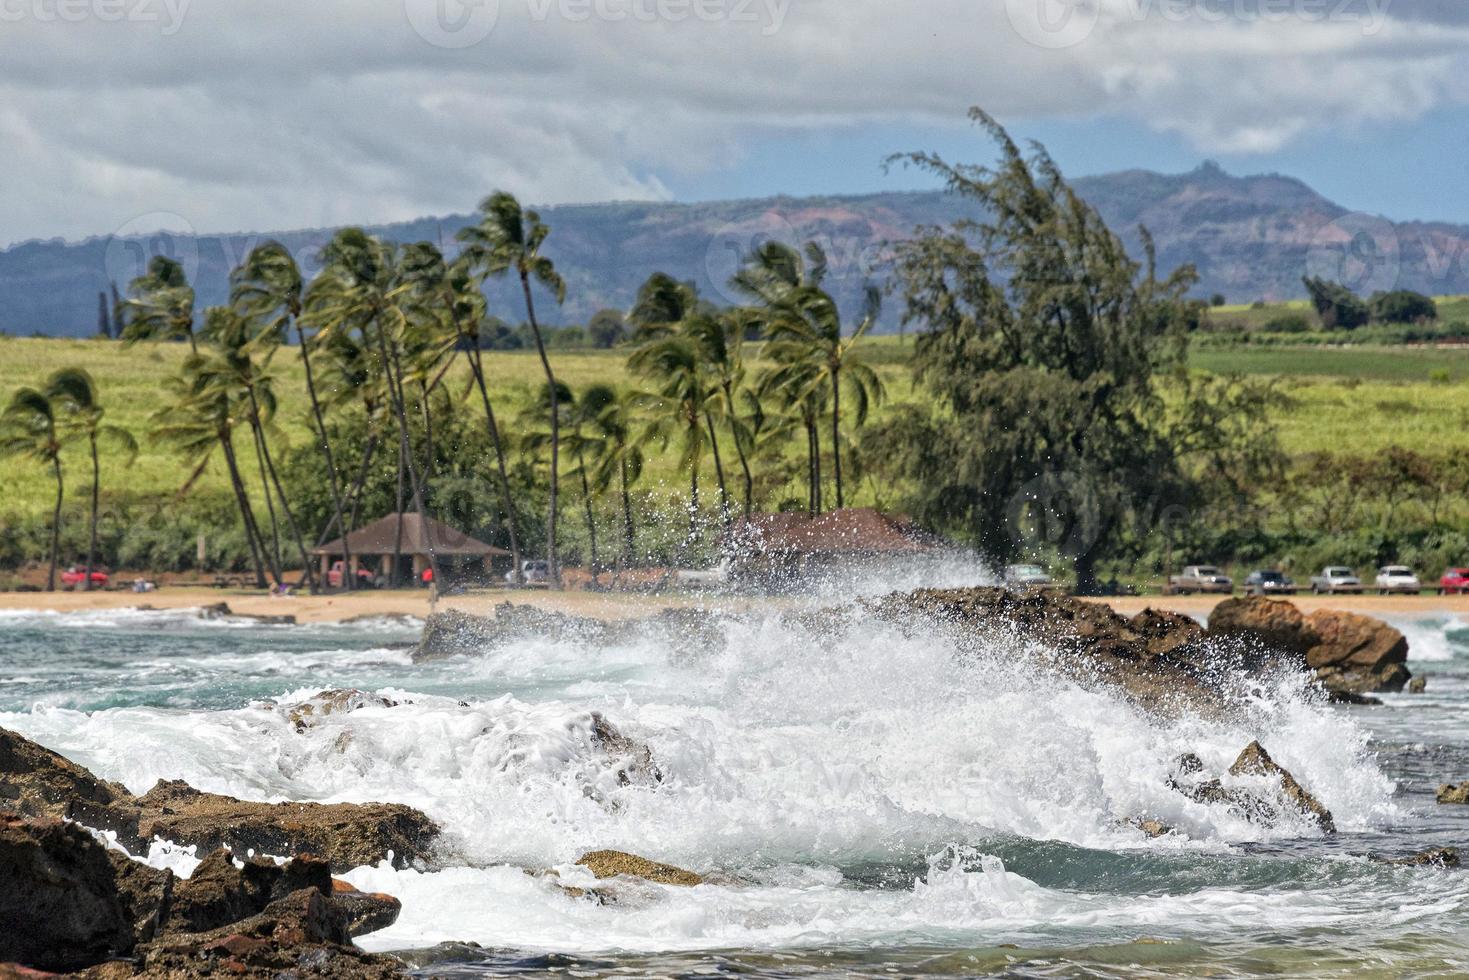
xmin=105 ymin=849 xmax=173 ymax=944
xmin=131 ymin=779 xmax=438 ymax=871
xmin=575 ymin=849 xmax=702 ymax=886
xmin=1409 ymin=677 xmax=1428 ymax=694
xmin=330 ymin=879 xmax=402 ymax=937
xmin=1132 ymin=818 xmax=1173 ymax=838
xmin=1376 ymin=847 xmax=1460 ymax=868
xmin=0 ymin=813 xmax=135 ymax=972
xmin=1229 ymin=741 xmax=1335 ymax=833
xmin=1438 ymin=783 xmax=1469 ymax=804
xmin=1306 ymin=610 xmax=1409 ymax=672
xmin=1130 ymin=609 xmax=1204 ymax=658
xmin=0 ymin=727 xmax=130 ymax=826
xmin=286 ymin=690 xmax=401 ymax=732
xmin=1207 ymin=596 xmax=1318 ymax=660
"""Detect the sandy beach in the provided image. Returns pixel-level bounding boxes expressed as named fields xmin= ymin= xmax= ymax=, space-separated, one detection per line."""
xmin=0 ymin=586 xmax=1465 ymax=623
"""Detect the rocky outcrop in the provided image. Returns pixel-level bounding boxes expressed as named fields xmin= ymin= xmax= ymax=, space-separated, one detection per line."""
xmin=127 ymin=780 xmax=438 ymax=871
xmin=0 ymin=815 xmax=137 ymax=971
xmin=331 ymin=879 xmax=402 ymax=938
xmin=1206 ymin=597 xmax=1411 ymax=695
xmin=414 ymin=603 xmax=728 ymax=663
xmin=1375 ymin=847 xmax=1460 ymax=868
xmin=589 ymin=713 xmax=662 ymax=788
xmin=1228 ymin=741 xmax=1335 ymax=833
xmin=1437 ymin=783 xmax=1469 ymax=804
xmin=0 ymin=814 xmax=404 ymax=977
xmin=0 ymin=727 xmax=440 ymax=870
xmin=286 ymin=690 xmax=403 ymax=732
xmin=1167 ymin=743 xmax=1334 ymax=833
xmin=575 ymin=849 xmax=702 ymax=886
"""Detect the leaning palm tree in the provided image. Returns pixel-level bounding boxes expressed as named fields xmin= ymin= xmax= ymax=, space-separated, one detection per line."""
xmin=629 ymin=332 xmax=721 ymax=539
xmin=583 ymin=383 xmax=643 ymax=572
xmin=735 ymin=241 xmax=885 ymax=509
xmin=1 ymin=387 xmax=67 ymax=590
xmin=232 ymin=242 xmax=355 ymax=589
xmin=118 ymin=256 xmax=199 ymax=352
xmin=458 ymin=192 xmax=566 ymax=583
xmin=45 ymin=369 xmax=137 ymax=591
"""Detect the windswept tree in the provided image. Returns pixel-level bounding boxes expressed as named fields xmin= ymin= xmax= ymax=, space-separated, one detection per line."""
xmin=46 ymin=369 xmax=137 ymax=590
xmin=118 ymin=256 xmax=199 ymax=352
xmin=734 ymin=242 xmax=884 ymax=509
xmin=458 ymin=192 xmax=566 ymax=582
xmin=233 ymin=242 xmax=355 ymax=587
xmin=882 ymin=108 xmax=1279 ymax=593
xmin=581 ymin=383 xmax=644 ymax=571
xmin=1 ymin=387 xmax=68 ymax=590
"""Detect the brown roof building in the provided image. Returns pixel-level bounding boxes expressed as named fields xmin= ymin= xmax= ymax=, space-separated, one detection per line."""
xmin=312 ymin=513 xmax=509 ymax=586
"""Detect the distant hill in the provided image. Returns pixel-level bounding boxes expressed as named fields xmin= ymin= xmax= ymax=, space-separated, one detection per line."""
xmin=5 ymin=163 xmax=1468 ymax=337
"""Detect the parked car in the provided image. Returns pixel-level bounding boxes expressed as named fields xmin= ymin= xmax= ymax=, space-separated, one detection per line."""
xmin=1374 ymin=565 xmax=1422 ymax=595
xmin=326 ymin=561 xmax=377 ymax=589
xmin=1310 ymin=567 xmax=1363 ymax=594
xmin=1169 ymin=565 xmax=1234 ymax=595
xmin=1441 ymin=568 xmax=1469 ymax=596
xmin=506 ymin=560 xmax=551 ymax=585
xmin=1003 ymin=564 xmax=1057 ymax=590
xmin=1244 ymin=569 xmax=1296 ymax=596
xmin=60 ymin=565 xmax=109 ymax=590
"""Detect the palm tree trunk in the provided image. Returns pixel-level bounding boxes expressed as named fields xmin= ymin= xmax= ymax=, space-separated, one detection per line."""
xmin=830 ymin=368 xmax=844 ymax=510
xmin=316 ymin=434 xmax=377 ymax=547
xmin=297 ymin=324 xmax=353 ymax=590
xmin=688 ymin=449 xmax=700 ymax=542
xmin=466 ymin=347 xmax=522 ymax=582
xmin=378 ymin=328 xmax=439 ymax=587
xmin=393 ymin=442 xmax=406 ymax=587
xmin=620 ymin=456 xmax=635 ymax=569
xmin=246 ymin=387 xmax=315 ymax=592
xmin=519 ymin=271 xmax=560 ymax=586
xmin=47 ymin=456 xmax=62 ymax=592
xmin=576 ymin=442 xmax=599 ymax=578
xmin=704 ymin=411 xmax=731 ymax=526
xmin=248 ymin=419 xmax=285 ymax=585
xmin=86 ymin=434 xmax=100 ymax=591
xmin=723 ymin=383 xmax=754 ymax=518
xmin=220 ymin=436 xmax=268 ymax=589
xmin=418 ymin=381 xmax=436 ymax=481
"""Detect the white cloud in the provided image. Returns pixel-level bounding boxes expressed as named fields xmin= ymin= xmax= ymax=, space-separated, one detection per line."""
xmin=0 ymin=0 xmax=1467 ymax=244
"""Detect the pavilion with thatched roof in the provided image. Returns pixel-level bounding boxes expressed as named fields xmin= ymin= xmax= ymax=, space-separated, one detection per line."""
xmin=311 ymin=512 xmax=510 ymax=587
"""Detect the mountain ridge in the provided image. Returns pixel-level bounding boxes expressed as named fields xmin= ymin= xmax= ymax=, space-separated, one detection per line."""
xmin=5 ymin=165 xmax=1467 ymax=337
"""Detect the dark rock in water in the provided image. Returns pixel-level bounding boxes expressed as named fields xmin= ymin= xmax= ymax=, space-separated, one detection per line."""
xmin=128 ymin=779 xmax=439 ymax=871
xmin=164 ymin=850 xmax=320 ymax=935
xmin=589 ymin=713 xmax=662 ymax=787
xmin=1326 ymin=690 xmax=1383 ymax=706
xmin=0 ymin=728 xmax=440 ymax=872
xmin=1229 ymin=741 xmax=1335 ymax=833
xmin=1437 ymin=783 xmax=1469 ymax=804
xmin=286 ymin=690 xmax=402 ymax=732
xmin=0 ymin=813 xmax=136 ymax=971
xmin=575 ymin=849 xmax=702 ymax=886
xmin=1374 ymin=847 xmax=1460 ymax=868
xmin=331 ymin=879 xmax=402 ymax=937
xmin=0 ymin=726 xmax=131 ymax=827
xmin=1129 ymin=608 xmax=1205 ymax=658
xmin=1132 ymin=818 xmax=1173 ymax=838
xmin=1409 ymin=677 xmax=1428 ymax=694
xmin=387 ymin=941 xmax=488 ymax=969
xmin=194 ymin=602 xmax=296 ymax=626
xmin=1206 ymin=597 xmax=1411 ymax=695
xmin=414 ymin=602 xmax=730 ymax=663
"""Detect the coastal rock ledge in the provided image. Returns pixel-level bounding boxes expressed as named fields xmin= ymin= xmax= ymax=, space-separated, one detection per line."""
xmin=0 ymin=726 xmax=441 ymax=870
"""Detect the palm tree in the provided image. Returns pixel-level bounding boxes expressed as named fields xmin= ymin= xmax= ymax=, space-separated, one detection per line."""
xmin=759 ymin=356 xmax=828 ymax=514
xmin=1 ymin=387 xmax=67 ymax=590
xmin=118 ymin=256 xmax=199 ymax=352
xmin=458 ymin=192 xmax=566 ymax=583
xmin=582 ymin=383 xmax=643 ymax=572
xmin=735 ymin=241 xmax=885 ymax=509
xmin=628 ymin=273 xmax=733 ymax=522
xmin=45 ymin=369 xmax=137 ymax=590
xmin=233 ymin=242 xmax=355 ymax=589
xmin=628 ymin=332 xmax=721 ymax=539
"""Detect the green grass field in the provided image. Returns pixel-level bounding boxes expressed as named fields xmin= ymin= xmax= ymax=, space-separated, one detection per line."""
xmin=1 ymin=331 xmax=1467 ymax=522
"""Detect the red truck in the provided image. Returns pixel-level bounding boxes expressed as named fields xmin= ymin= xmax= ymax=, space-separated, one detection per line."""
xmin=61 ymin=566 xmax=109 ymax=590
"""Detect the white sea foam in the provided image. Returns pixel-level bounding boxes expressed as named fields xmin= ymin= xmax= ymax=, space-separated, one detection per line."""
xmin=1391 ymin=615 xmax=1469 ymax=663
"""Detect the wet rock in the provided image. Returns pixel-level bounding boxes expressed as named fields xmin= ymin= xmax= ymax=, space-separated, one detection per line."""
xmin=1325 ymin=690 xmax=1383 ymax=706
xmin=130 ymin=780 xmax=439 ymax=871
xmin=1437 ymin=783 xmax=1469 ymax=804
xmin=331 ymin=879 xmax=402 ymax=937
xmin=0 ymin=726 xmax=130 ymax=826
xmin=286 ymin=690 xmax=402 ymax=732
xmin=1306 ymin=610 xmax=1411 ymax=694
xmin=105 ymin=849 xmax=174 ymax=944
xmin=1375 ymin=847 xmax=1460 ymax=868
xmin=575 ymin=849 xmax=702 ymax=886
xmin=414 ymin=603 xmax=730 ymax=663
xmin=1132 ymin=818 xmax=1173 ymax=838
xmin=1228 ymin=741 xmax=1335 ymax=833
xmin=387 ymin=941 xmax=487 ymax=969
xmin=0 ymin=814 xmax=135 ymax=972
xmin=589 ymin=713 xmax=662 ymax=787
xmin=1129 ymin=609 xmax=1205 ymax=658
xmin=195 ymin=602 xmax=297 ymax=627
xmin=1409 ymin=677 xmax=1428 ymax=694
xmin=1208 ymin=597 xmax=1316 ymax=660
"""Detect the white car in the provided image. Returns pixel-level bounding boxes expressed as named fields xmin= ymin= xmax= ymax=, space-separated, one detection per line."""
xmin=1004 ymin=564 xmax=1056 ymax=589
xmin=1311 ymin=567 xmax=1363 ymax=595
xmin=1374 ymin=565 xmax=1422 ymax=595
xmin=505 ymin=560 xmax=551 ymax=584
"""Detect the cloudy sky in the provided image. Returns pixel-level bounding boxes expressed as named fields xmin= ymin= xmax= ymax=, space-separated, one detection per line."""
xmin=2 ymin=0 xmax=1467 ymax=246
